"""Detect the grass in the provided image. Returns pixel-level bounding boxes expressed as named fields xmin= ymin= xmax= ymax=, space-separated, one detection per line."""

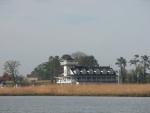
xmin=0 ymin=84 xmax=150 ymax=96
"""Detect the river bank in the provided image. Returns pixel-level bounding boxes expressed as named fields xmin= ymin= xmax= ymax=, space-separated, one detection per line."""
xmin=0 ymin=84 xmax=150 ymax=96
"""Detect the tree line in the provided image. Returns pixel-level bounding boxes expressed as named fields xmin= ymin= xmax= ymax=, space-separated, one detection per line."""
xmin=116 ymin=55 xmax=150 ymax=83
xmin=33 ymin=52 xmax=99 ymax=81
xmin=2 ymin=51 xmax=150 ymax=84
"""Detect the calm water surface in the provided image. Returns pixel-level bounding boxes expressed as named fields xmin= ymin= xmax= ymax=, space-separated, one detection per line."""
xmin=0 ymin=96 xmax=150 ymax=113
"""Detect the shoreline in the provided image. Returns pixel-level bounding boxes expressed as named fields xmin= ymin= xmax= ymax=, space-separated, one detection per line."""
xmin=1 ymin=84 xmax=150 ymax=97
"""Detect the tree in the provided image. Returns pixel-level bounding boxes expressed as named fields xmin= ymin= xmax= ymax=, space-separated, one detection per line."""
xmin=141 ymin=55 xmax=150 ymax=82
xmin=77 ymin=55 xmax=99 ymax=67
xmin=48 ymin=56 xmax=62 ymax=83
xmin=146 ymin=73 xmax=150 ymax=83
xmin=71 ymin=51 xmax=87 ymax=60
xmin=4 ymin=60 xmax=21 ymax=84
xmin=34 ymin=56 xmax=62 ymax=81
xmin=129 ymin=54 xmax=140 ymax=67
xmin=71 ymin=52 xmax=99 ymax=67
xmin=34 ymin=63 xmax=47 ymax=80
xmin=129 ymin=55 xmax=150 ymax=83
xmin=17 ymin=75 xmax=24 ymax=86
xmin=115 ymin=57 xmax=127 ymax=83
xmin=61 ymin=54 xmax=73 ymax=60
xmin=125 ymin=69 xmax=135 ymax=83
xmin=129 ymin=54 xmax=140 ymax=83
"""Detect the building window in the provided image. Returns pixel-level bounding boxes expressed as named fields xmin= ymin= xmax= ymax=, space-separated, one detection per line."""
xmin=87 ymin=69 xmax=93 ymax=74
xmin=82 ymin=77 xmax=86 ymax=81
xmin=101 ymin=69 xmax=107 ymax=74
xmin=94 ymin=69 xmax=100 ymax=74
xmin=87 ymin=77 xmax=91 ymax=81
xmin=109 ymin=69 xmax=114 ymax=74
xmin=111 ymin=77 xmax=116 ymax=82
xmin=98 ymin=77 xmax=102 ymax=82
xmin=77 ymin=77 xmax=81 ymax=81
xmin=92 ymin=77 xmax=96 ymax=81
xmin=67 ymin=77 xmax=71 ymax=81
xmin=102 ymin=77 xmax=106 ymax=81
xmin=106 ymin=77 xmax=111 ymax=82
xmin=73 ymin=69 xmax=80 ymax=74
xmin=80 ymin=68 xmax=87 ymax=74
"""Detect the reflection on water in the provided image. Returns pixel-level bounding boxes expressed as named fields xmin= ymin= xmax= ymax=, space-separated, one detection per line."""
xmin=0 ymin=96 xmax=150 ymax=113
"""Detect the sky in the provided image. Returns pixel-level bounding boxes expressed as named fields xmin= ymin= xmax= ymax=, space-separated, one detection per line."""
xmin=0 ymin=0 xmax=150 ymax=76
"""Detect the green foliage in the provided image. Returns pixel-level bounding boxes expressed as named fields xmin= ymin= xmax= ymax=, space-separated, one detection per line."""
xmin=116 ymin=57 xmax=127 ymax=68
xmin=115 ymin=57 xmax=127 ymax=83
xmin=129 ymin=54 xmax=140 ymax=66
xmin=61 ymin=54 xmax=73 ymax=60
xmin=141 ymin=55 xmax=150 ymax=81
xmin=32 ymin=52 xmax=150 ymax=84
xmin=34 ymin=63 xmax=48 ymax=80
xmin=146 ymin=74 xmax=150 ymax=83
xmin=48 ymin=56 xmax=62 ymax=82
xmin=33 ymin=52 xmax=99 ymax=80
xmin=128 ymin=55 xmax=150 ymax=83
xmin=34 ymin=56 xmax=62 ymax=80
xmin=125 ymin=70 xmax=136 ymax=83
xmin=77 ymin=55 xmax=99 ymax=67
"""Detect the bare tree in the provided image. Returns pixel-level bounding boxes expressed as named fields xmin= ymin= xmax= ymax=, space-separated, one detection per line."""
xmin=71 ymin=51 xmax=99 ymax=67
xmin=71 ymin=51 xmax=87 ymax=60
xmin=4 ymin=60 xmax=21 ymax=84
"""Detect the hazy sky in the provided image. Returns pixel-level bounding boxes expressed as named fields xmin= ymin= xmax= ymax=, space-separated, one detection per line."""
xmin=0 ymin=0 xmax=150 ymax=76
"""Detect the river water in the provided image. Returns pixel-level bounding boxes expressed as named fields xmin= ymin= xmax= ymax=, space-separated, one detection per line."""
xmin=0 ymin=96 xmax=150 ymax=113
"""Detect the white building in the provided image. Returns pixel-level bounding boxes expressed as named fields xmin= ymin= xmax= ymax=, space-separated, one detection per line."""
xmin=55 ymin=59 xmax=118 ymax=84
xmin=27 ymin=74 xmax=38 ymax=81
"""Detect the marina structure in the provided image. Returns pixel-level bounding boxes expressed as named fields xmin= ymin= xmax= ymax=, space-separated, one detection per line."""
xmin=55 ymin=58 xmax=118 ymax=84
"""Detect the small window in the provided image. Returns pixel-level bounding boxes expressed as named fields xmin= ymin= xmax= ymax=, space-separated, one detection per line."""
xmin=82 ymin=77 xmax=86 ymax=81
xmin=109 ymin=69 xmax=114 ymax=74
xmin=102 ymin=77 xmax=106 ymax=81
xmin=92 ymin=77 xmax=96 ymax=81
xmin=87 ymin=69 xmax=93 ymax=74
xmin=106 ymin=77 xmax=111 ymax=82
xmin=77 ymin=77 xmax=81 ymax=80
xmin=101 ymin=69 xmax=107 ymax=74
xmin=67 ymin=77 xmax=71 ymax=80
xmin=97 ymin=77 xmax=102 ymax=81
xmin=73 ymin=69 xmax=80 ymax=74
xmin=94 ymin=69 xmax=100 ymax=74
xmin=87 ymin=77 xmax=90 ymax=81
xmin=80 ymin=68 xmax=87 ymax=74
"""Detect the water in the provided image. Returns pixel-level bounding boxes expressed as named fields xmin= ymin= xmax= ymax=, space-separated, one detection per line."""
xmin=0 ymin=96 xmax=150 ymax=113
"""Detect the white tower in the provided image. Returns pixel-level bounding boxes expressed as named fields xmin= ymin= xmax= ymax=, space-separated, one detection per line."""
xmin=60 ymin=59 xmax=78 ymax=76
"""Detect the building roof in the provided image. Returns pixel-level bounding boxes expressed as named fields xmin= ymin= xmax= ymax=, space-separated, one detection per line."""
xmin=64 ymin=74 xmax=117 ymax=77
xmin=72 ymin=66 xmax=111 ymax=70
xmin=68 ymin=66 xmax=117 ymax=76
